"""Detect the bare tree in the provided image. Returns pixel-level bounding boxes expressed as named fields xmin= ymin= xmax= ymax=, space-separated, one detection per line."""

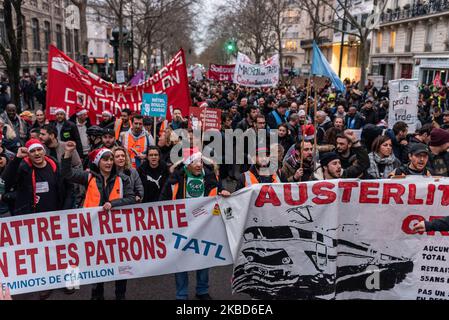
xmin=299 ymin=0 xmax=387 ymax=89
xmin=266 ymin=0 xmax=289 ymax=80
xmin=90 ymin=0 xmax=127 ymax=70
xmin=296 ymin=0 xmax=330 ymax=40
xmin=0 ymin=0 xmax=23 ymax=107
xmin=226 ymin=0 xmax=274 ymax=63
xmin=132 ymin=0 xmax=198 ymax=71
xmin=70 ymin=0 xmax=88 ymax=56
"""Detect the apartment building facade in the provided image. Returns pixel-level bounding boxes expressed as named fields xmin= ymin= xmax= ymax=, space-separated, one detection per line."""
xmin=0 ymin=0 xmax=81 ymax=75
xmin=370 ymin=0 xmax=449 ymax=84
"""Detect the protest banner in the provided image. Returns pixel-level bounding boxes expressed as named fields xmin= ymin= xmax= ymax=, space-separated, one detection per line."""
xmin=388 ymin=79 xmax=419 ymax=133
xmin=0 ymin=198 xmax=232 ymax=295
xmin=208 ymin=64 xmax=235 ymax=82
xmin=46 ymin=45 xmax=191 ymax=124
xmin=191 ymin=65 xmax=204 ymax=81
xmin=233 ymin=53 xmax=279 ymax=88
xmin=189 ymin=107 xmax=222 ymax=131
xmin=218 ymin=178 xmax=449 ymax=300
xmin=116 ymin=70 xmax=125 ymax=84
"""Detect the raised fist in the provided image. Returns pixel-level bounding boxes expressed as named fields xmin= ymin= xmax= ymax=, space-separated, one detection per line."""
xmin=16 ymin=147 xmax=29 ymax=159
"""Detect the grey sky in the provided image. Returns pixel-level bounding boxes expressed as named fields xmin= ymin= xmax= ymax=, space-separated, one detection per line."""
xmin=195 ymin=0 xmax=227 ymax=55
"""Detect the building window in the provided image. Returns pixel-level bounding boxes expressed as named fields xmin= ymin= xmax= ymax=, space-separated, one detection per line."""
xmin=32 ymin=18 xmax=40 ymax=50
xmin=401 ymin=64 xmax=413 ymax=79
xmin=284 ymin=40 xmax=297 ymax=52
xmin=425 ymin=24 xmax=435 ymax=45
xmin=56 ymin=24 xmax=63 ymax=49
xmin=22 ymin=16 xmax=27 ymax=50
xmin=405 ymin=28 xmax=413 ymax=52
xmin=44 ymin=21 xmax=51 ymax=50
xmin=30 ymin=0 xmax=38 ymax=7
xmin=42 ymin=1 xmax=50 ymax=11
xmin=376 ymin=31 xmax=382 ymax=51
xmin=389 ymin=31 xmax=396 ymax=52
xmin=0 ymin=10 xmax=7 ymax=47
xmin=74 ymin=29 xmax=79 ymax=53
xmin=66 ymin=28 xmax=72 ymax=53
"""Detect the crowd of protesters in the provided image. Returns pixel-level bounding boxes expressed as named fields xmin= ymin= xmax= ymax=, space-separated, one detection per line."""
xmin=1 ymin=73 xmax=449 ymax=300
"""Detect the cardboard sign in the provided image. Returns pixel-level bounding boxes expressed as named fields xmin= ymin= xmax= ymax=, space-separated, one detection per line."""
xmin=142 ymin=93 xmax=168 ymax=118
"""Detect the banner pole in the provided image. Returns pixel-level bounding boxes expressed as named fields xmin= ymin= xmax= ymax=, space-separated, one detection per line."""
xmin=300 ymin=74 xmax=312 ymax=177
xmin=313 ymin=82 xmax=319 ymax=172
xmin=154 ymin=117 xmax=157 ymax=144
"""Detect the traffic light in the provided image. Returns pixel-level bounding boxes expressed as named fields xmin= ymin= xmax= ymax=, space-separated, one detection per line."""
xmin=225 ymin=40 xmax=237 ymax=55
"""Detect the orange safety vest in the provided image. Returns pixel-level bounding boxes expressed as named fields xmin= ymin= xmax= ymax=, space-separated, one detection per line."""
xmin=114 ymin=119 xmax=132 ymax=140
xmin=171 ymin=181 xmax=218 ymax=201
xmin=244 ymin=171 xmax=280 ymax=187
xmin=84 ymin=174 xmax=123 ymax=208
xmin=159 ymin=120 xmax=168 ymax=138
xmin=122 ymin=132 xmax=148 ymax=168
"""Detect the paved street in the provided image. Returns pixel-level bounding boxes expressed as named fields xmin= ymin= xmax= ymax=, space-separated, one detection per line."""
xmin=14 ymin=266 xmax=250 ymax=300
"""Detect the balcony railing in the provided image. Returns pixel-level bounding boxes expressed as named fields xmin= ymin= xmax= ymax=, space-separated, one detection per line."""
xmin=300 ymin=37 xmax=331 ymax=48
xmin=424 ymin=43 xmax=432 ymax=52
xmin=405 ymin=44 xmax=411 ymax=52
xmin=380 ymin=0 xmax=449 ymax=24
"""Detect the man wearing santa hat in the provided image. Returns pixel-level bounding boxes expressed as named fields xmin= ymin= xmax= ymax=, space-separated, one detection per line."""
xmin=50 ymin=108 xmax=83 ymax=157
xmin=160 ymin=147 xmax=230 ymax=300
xmin=1 ymin=139 xmax=68 ymax=215
xmin=69 ymin=107 xmax=92 ymax=159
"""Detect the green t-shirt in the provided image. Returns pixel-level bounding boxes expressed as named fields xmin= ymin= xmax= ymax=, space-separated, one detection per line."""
xmin=185 ymin=168 xmax=205 ymax=198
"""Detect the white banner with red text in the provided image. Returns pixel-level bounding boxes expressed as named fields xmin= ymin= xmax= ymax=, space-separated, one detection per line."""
xmin=218 ymin=178 xmax=449 ymax=300
xmin=0 ymin=198 xmax=232 ymax=295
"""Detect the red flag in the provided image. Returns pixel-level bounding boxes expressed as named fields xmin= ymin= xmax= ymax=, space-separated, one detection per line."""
xmin=434 ymin=72 xmax=442 ymax=88
xmin=46 ymin=45 xmax=191 ymax=124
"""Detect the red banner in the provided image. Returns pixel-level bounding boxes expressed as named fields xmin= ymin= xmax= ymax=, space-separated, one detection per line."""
xmin=189 ymin=107 xmax=222 ymax=131
xmin=207 ymin=64 xmax=235 ymax=82
xmin=46 ymin=45 xmax=191 ymax=124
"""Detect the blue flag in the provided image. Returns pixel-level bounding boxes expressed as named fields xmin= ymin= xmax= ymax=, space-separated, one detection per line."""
xmin=312 ymin=41 xmax=346 ymax=93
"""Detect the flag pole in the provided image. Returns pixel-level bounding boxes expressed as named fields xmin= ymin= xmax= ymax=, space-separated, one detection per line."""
xmin=299 ymin=73 xmax=312 ymax=178
xmin=313 ymin=82 xmax=318 ymax=172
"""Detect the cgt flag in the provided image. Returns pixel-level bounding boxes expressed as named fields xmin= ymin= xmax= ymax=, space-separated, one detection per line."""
xmin=46 ymin=45 xmax=191 ymax=124
xmin=311 ymin=41 xmax=345 ymax=92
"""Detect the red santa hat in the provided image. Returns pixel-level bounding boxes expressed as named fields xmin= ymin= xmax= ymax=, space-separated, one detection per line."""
xmin=102 ymin=110 xmax=113 ymax=118
xmin=76 ymin=106 xmax=88 ymax=116
xmin=88 ymin=148 xmax=113 ymax=166
xmin=25 ymin=139 xmax=45 ymax=153
xmin=55 ymin=108 xmax=66 ymax=116
xmin=183 ymin=147 xmax=202 ymax=166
